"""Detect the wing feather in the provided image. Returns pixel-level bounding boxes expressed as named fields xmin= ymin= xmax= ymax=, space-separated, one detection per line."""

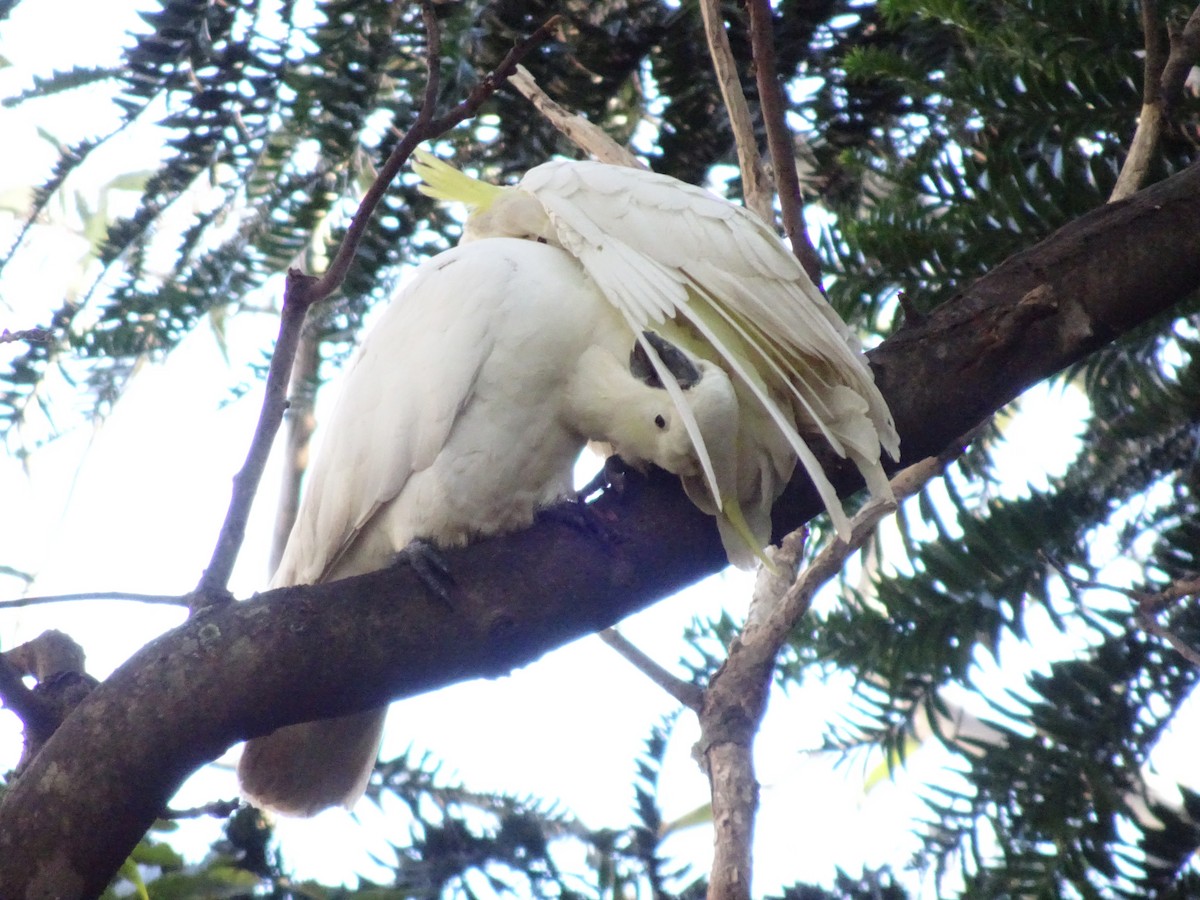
xmin=271 ymin=249 xmax=496 ymax=586
xmin=519 ymin=158 xmax=899 ymax=537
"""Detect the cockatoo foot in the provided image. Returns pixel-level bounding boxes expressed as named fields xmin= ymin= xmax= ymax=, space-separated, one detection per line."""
xmin=537 ymin=495 xmax=614 ymax=544
xmin=394 ymin=538 xmax=455 ymax=604
xmin=576 ymin=454 xmax=632 ymax=502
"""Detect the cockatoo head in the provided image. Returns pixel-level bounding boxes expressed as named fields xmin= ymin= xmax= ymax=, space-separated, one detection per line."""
xmin=614 ymin=332 xmax=739 ymax=501
xmin=462 ymin=191 xmax=552 ymax=244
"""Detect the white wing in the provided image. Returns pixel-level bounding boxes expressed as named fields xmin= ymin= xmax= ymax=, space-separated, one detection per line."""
xmin=519 ymin=159 xmax=898 ymax=536
xmin=271 ymin=249 xmax=500 ymax=587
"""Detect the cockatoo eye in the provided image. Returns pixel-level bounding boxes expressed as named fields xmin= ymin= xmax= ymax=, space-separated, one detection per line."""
xmin=629 ymin=331 xmax=700 ymax=389
xmin=654 ymin=414 xmax=667 ymax=429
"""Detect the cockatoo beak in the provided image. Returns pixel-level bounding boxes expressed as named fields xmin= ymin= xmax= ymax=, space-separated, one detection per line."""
xmin=629 ymin=330 xmax=702 ymax=390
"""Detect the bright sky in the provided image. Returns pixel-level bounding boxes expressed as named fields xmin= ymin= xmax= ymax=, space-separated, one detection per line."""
xmin=4 ymin=1 xmax=1185 ymax=897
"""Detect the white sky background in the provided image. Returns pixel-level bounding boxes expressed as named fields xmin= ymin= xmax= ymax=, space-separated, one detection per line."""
xmin=4 ymin=1 xmax=1192 ymax=896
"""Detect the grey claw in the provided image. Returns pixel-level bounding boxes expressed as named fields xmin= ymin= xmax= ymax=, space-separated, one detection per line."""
xmin=538 ymin=495 xmax=613 ymax=544
xmin=576 ymin=454 xmax=631 ymax=502
xmin=395 ymin=538 xmax=454 ymax=604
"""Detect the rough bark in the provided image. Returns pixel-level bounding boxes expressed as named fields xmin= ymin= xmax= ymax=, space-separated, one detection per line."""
xmin=1 ymin=162 xmax=1199 ymax=898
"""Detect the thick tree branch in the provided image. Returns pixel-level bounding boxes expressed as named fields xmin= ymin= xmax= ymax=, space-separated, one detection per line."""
xmin=2 ymin=161 xmax=1200 ymax=899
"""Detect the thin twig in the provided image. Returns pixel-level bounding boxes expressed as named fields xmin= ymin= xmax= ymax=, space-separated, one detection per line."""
xmin=0 ymin=565 xmax=34 ymax=586
xmin=163 ymin=799 xmax=241 ymax=819
xmin=191 ymin=8 xmax=562 ymax=609
xmin=0 ymin=328 xmax=53 ymax=345
xmin=699 ymin=441 xmax=966 ymax=900
xmin=0 ymin=591 xmax=187 ymax=611
xmin=269 ymin=324 xmax=320 ymax=576
xmin=698 ymin=0 xmax=774 ymax=224
xmin=509 ymin=66 xmax=642 ymax=167
xmin=310 ymin=2 xmax=444 ymax=303
xmin=1138 ymin=575 xmax=1200 ymax=613
xmin=598 ymin=628 xmax=703 ymax=710
xmin=1046 ymin=560 xmax=1200 ymax=667
xmin=1111 ymin=0 xmax=1167 ymax=201
xmin=744 ymin=0 xmax=823 ymax=285
xmin=421 ymin=15 xmax=564 ymax=141
xmin=1138 ymin=611 xmax=1200 ymax=667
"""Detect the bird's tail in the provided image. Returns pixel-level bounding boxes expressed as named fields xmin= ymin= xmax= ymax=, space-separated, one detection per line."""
xmin=720 ymin=495 xmax=779 ymax=572
xmin=238 ymin=707 xmax=387 ymax=817
xmin=411 ymin=148 xmax=504 ymax=211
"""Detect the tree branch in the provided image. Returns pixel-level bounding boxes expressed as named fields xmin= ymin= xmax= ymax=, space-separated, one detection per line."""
xmin=0 ymin=328 xmax=53 ymax=346
xmin=2 ymin=632 xmax=94 ymax=769
xmin=1111 ymin=0 xmax=1168 ymax=201
xmin=508 ymin=65 xmax=643 ymax=168
xmin=598 ymin=628 xmax=703 ymax=710
xmin=0 ymin=655 xmax=55 ymax=744
xmin=2 ymin=158 xmax=1200 ymax=900
xmin=702 ymin=497 xmax=892 ymax=900
xmin=745 ymin=0 xmax=823 ymax=284
xmin=699 ymin=0 xmax=774 ymax=224
xmin=1160 ymin=3 xmax=1200 ymax=117
xmin=0 ymin=591 xmax=186 ymax=610
xmin=1049 ymin=563 xmax=1200 ymax=668
xmin=701 ymin=448 xmax=957 ymax=900
xmin=269 ymin=324 xmax=320 ymax=576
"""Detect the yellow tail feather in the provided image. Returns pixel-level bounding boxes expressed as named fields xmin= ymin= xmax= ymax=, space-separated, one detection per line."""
xmin=721 ymin=495 xmax=779 ymax=573
xmin=411 ymin=148 xmax=504 ymax=211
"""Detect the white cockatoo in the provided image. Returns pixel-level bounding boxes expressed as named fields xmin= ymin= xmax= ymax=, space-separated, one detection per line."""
xmin=238 ymin=237 xmax=740 ymax=816
xmin=412 ymin=150 xmax=899 ymax=558
xmin=240 ymin=152 xmax=899 ymax=817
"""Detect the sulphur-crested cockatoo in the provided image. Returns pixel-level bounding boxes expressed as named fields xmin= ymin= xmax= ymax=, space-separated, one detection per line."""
xmin=412 ymin=150 xmax=899 ymax=558
xmin=238 ymin=237 xmax=739 ymax=816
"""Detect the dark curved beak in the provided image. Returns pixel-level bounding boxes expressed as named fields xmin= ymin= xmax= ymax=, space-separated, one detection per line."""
xmin=629 ymin=331 xmax=701 ymax=389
